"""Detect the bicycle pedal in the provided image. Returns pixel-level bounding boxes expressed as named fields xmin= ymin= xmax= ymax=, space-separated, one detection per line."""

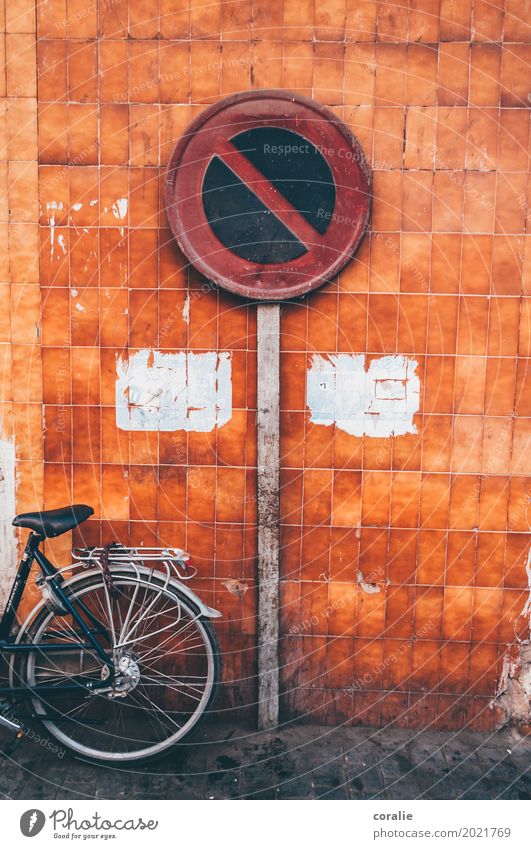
xmin=0 ymin=703 xmax=24 ymax=756
xmin=2 ymin=729 xmax=25 ymax=757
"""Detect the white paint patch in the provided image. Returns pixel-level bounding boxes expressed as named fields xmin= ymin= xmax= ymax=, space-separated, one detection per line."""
xmin=182 ymin=292 xmax=190 ymax=324
xmin=45 ymin=200 xmax=63 ymax=255
xmin=116 ymin=349 xmax=232 ymax=432
xmin=0 ymin=433 xmax=17 ymax=606
xmin=45 ymin=200 xmax=63 ymax=219
xmin=112 ymin=198 xmax=128 ymax=220
xmin=71 ymin=202 xmax=83 ymax=212
xmin=307 ymin=354 xmax=420 ymax=438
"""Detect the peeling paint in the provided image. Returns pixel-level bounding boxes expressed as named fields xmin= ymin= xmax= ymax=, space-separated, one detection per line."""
xmin=45 ymin=197 xmax=128 ymax=237
xmin=523 ymin=547 xmax=531 ymax=626
xmin=492 ymin=547 xmax=531 ymax=729
xmin=182 ymin=292 xmax=190 ymax=324
xmin=307 ymin=354 xmax=420 ymax=438
xmin=494 ymin=644 xmax=531 ymax=729
xmin=112 ymin=198 xmax=128 ymax=220
xmin=116 ymin=349 xmax=232 ymax=432
xmin=357 ymin=569 xmax=381 ymax=594
xmin=223 ymin=579 xmax=249 ymax=599
xmin=45 ymin=200 xmax=63 ymax=255
xmin=0 ymin=428 xmax=17 ymax=606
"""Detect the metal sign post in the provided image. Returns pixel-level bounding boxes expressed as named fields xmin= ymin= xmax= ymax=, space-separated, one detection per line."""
xmin=165 ymin=90 xmax=370 ymax=730
xmin=256 ymin=303 xmax=280 ymax=729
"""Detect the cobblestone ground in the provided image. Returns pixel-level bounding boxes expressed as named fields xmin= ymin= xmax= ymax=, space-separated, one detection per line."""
xmin=1 ymin=721 xmax=529 ymax=800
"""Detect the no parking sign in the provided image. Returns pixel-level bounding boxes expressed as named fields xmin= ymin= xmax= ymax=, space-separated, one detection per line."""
xmin=164 ymin=90 xmax=371 ymax=300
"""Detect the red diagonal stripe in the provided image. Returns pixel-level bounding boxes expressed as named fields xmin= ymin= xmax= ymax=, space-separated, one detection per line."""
xmin=214 ymin=136 xmax=322 ymax=250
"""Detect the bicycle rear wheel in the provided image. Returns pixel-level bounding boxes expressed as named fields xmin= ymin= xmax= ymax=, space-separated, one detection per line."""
xmin=19 ymin=571 xmax=221 ymax=764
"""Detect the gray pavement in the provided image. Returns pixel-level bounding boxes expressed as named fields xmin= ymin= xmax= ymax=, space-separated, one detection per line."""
xmin=1 ymin=720 xmax=529 ymax=800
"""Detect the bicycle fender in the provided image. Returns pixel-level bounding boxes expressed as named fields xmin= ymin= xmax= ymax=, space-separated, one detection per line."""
xmin=14 ymin=565 xmax=221 ymax=641
xmin=70 ymin=564 xmax=223 ymax=619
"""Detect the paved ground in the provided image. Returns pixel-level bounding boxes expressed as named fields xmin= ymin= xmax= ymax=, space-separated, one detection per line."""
xmin=1 ymin=720 xmax=530 ymax=800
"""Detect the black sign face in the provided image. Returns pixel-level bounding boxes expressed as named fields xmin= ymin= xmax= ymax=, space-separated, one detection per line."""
xmin=202 ymin=127 xmax=336 ymax=264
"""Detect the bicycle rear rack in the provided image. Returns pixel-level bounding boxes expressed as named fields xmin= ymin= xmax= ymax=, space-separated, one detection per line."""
xmin=71 ymin=544 xmax=197 ymax=581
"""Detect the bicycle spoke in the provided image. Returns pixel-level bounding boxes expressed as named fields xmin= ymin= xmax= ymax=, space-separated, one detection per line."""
xmin=141 ymin=673 xmax=204 ymax=701
xmin=117 ymin=581 xmax=140 ymax=645
xmin=33 ymin=666 xmax=100 ymax=682
xmin=136 ymin=616 xmax=201 ymax=663
xmin=133 ymin=686 xmax=183 ymax=731
xmin=121 ymin=586 xmax=182 ymax=648
xmin=116 ymin=609 xmax=185 ymax=649
xmin=59 ymin=699 xmax=94 ymax=720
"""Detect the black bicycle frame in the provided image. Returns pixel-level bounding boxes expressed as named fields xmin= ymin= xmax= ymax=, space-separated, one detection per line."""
xmin=0 ymin=533 xmax=114 ymax=697
xmin=0 ymin=533 xmax=38 ymax=641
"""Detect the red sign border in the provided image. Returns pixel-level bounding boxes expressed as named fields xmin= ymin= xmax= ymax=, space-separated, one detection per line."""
xmin=164 ymin=90 xmax=371 ymax=301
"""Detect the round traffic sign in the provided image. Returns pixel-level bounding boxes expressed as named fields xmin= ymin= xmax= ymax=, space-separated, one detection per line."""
xmin=164 ymin=90 xmax=371 ymax=301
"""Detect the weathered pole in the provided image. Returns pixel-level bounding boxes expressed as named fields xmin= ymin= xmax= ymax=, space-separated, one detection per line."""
xmin=256 ymin=302 xmax=280 ymax=730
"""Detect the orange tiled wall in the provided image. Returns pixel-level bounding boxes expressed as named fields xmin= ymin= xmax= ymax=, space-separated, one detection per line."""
xmin=31 ymin=0 xmax=531 ymax=728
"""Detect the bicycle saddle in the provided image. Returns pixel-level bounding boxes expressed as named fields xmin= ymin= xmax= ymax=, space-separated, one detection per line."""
xmin=12 ymin=504 xmax=94 ymax=538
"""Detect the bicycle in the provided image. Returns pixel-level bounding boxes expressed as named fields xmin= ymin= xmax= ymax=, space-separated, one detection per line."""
xmin=0 ymin=504 xmax=222 ymax=764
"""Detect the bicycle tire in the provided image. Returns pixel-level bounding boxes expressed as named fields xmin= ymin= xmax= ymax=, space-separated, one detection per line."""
xmin=16 ymin=571 xmax=222 ymax=765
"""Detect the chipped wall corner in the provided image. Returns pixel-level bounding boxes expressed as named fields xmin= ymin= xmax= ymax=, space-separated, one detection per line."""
xmin=492 ymin=643 xmax=531 ymax=732
xmin=222 ymin=579 xmax=249 ymax=600
xmin=357 ymin=569 xmax=381 ymax=595
xmin=491 ymin=548 xmax=531 ymax=732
